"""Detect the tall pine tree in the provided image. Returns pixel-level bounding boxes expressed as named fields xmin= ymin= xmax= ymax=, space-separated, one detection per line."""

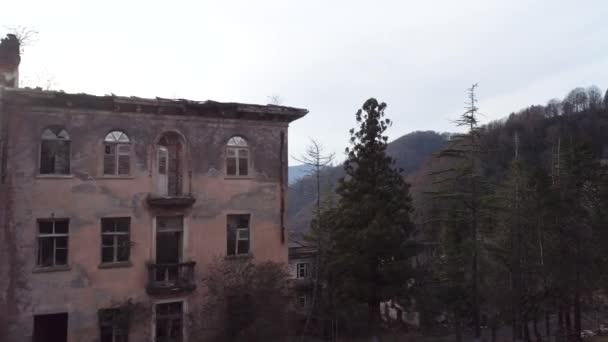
xmin=328 ymin=98 xmax=414 ymax=338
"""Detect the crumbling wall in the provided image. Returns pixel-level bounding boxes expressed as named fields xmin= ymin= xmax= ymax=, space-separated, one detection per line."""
xmin=1 ymin=97 xmax=291 ymax=341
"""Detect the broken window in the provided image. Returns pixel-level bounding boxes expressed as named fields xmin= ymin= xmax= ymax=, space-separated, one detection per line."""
xmin=104 ymin=131 xmax=131 ymax=175
xmin=101 ymin=218 xmax=131 ymax=264
xmin=37 ymin=219 xmax=69 ymax=267
xmin=226 ymin=136 xmax=249 ymax=176
xmin=40 ymin=128 xmax=70 ymax=175
xmin=99 ymin=308 xmax=129 ymax=342
xmin=296 ymin=262 xmax=310 ymax=279
xmin=227 ymin=214 xmax=250 ymax=256
xmin=155 ymin=302 xmax=183 ymax=342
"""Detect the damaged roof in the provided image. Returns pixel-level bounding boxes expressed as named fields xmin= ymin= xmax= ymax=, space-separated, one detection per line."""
xmin=1 ymin=87 xmax=308 ymax=123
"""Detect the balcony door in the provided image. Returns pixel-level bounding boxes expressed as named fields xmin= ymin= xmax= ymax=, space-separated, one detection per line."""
xmin=155 ymin=216 xmax=183 ymax=284
xmin=157 ymin=133 xmax=183 ymax=197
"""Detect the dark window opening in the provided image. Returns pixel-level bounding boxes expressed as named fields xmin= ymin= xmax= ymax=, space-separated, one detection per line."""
xmin=37 ymin=219 xmax=69 ymax=267
xmin=40 ymin=128 xmax=70 ymax=175
xmin=155 ymin=216 xmax=183 ymax=283
xmin=33 ymin=313 xmax=68 ymax=342
xmin=155 ymin=302 xmax=183 ymax=342
xmin=296 ymin=262 xmax=310 ymax=279
xmin=99 ymin=308 xmax=129 ymax=342
xmin=227 ymin=214 xmax=250 ymax=256
xmin=101 ymin=218 xmax=131 ymax=264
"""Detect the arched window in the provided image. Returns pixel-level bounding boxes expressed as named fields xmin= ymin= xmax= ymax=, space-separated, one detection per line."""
xmin=226 ymin=136 xmax=249 ymax=176
xmin=40 ymin=128 xmax=71 ymax=174
xmin=103 ymin=131 xmax=131 ymax=175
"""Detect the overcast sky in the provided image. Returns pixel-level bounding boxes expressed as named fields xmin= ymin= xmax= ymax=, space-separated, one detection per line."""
xmin=3 ymin=0 xmax=608 ymax=164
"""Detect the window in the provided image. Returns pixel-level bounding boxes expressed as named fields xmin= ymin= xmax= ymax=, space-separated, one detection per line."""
xmin=37 ymin=219 xmax=69 ymax=267
xmin=101 ymin=218 xmax=130 ymax=264
xmin=40 ymin=128 xmax=70 ymax=175
xmin=155 ymin=302 xmax=183 ymax=342
xmin=104 ymin=131 xmax=131 ymax=175
xmin=296 ymin=262 xmax=310 ymax=279
xmin=297 ymin=295 xmax=308 ymax=310
xmin=227 ymin=214 xmax=250 ymax=256
xmin=99 ymin=308 xmax=128 ymax=342
xmin=226 ymin=136 xmax=249 ymax=176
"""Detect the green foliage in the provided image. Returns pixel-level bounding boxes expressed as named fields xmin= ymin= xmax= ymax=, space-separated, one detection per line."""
xmin=327 ymin=98 xmax=415 ymax=335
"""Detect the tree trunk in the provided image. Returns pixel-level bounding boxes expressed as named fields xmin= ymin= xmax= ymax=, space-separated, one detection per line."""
xmin=368 ymin=299 xmax=380 ymax=341
xmin=455 ymin=317 xmax=462 ymax=342
xmin=545 ymin=310 xmax=550 ymax=337
xmin=565 ymin=305 xmax=572 ymax=334
xmin=575 ymin=279 xmax=582 ymax=341
xmin=557 ymin=307 xmax=564 ymax=342
xmin=523 ymin=315 xmax=531 ymax=342
xmin=533 ymin=313 xmax=542 ymax=341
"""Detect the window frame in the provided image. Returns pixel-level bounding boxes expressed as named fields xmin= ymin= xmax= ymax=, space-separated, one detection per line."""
xmin=100 ymin=217 xmax=131 ymax=266
xmin=39 ymin=127 xmax=71 ymax=176
xmin=226 ymin=214 xmax=251 ymax=257
xmin=103 ymin=131 xmax=132 ymax=177
xmin=296 ymin=262 xmax=310 ymax=279
xmin=225 ymin=136 xmax=250 ymax=177
xmin=154 ymin=301 xmax=184 ymax=342
xmin=99 ymin=308 xmax=129 ymax=342
xmin=36 ymin=218 xmax=69 ymax=268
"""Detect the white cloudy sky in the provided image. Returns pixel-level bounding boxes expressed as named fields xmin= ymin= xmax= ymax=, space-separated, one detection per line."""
xmin=3 ymin=0 xmax=608 ymax=164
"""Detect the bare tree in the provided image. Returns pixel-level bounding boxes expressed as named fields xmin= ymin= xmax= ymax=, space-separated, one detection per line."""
xmin=20 ymin=68 xmax=57 ymax=90
xmin=190 ymin=258 xmax=290 ymax=342
xmin=3 ymin=25 xmax=38 ymax=54
xmin=587 ymin=85 xmax=603 ymax=110
xmin=293 ymin=139 xmax=334 ymax=341
xmin=267 ymin=94 xmax=284 ymax=105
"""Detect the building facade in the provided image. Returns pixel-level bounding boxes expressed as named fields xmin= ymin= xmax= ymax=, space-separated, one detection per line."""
xmin=0 ymin=35 xmax=307 ymax=342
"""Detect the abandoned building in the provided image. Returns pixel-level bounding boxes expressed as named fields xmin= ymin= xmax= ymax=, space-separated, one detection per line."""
xmin=0 ymin=34 xmax=307 ymax=341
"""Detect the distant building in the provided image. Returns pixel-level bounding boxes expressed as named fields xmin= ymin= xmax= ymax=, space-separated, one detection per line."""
xmin=0 ymin=34 xmax=307 ymax=342
xmin=288 ymin=244 xmax=317 ymax=313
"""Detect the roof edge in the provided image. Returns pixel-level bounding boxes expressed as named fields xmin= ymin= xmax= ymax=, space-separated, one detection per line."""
xmin=3 ymin=87 xmax=308 ymax=122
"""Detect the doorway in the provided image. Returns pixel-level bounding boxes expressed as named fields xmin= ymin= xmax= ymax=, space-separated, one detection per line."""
xmin=157 ymin=133 xmax=182 ymax=196
xmin=33 ymin=313 xmax=68 ymax=342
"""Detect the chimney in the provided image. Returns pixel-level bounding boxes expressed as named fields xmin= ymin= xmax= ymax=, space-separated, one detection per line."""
xmin=0 ymin=34 xmax=20 ymax=88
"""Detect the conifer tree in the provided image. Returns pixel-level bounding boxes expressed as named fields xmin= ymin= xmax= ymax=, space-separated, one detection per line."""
xmin=327 ymin=98 xmax=414 ymax=338
xmin=430 ymin=84 xmax=489 ymax=341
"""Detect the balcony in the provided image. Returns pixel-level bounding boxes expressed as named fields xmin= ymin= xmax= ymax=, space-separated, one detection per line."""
xmin=146 ymin=262 xmax=196 ymax=295
xmin=146 ymin=194 xmax=196 ymax=209
xmin=292 ymin=277 xmax=314 ymax=291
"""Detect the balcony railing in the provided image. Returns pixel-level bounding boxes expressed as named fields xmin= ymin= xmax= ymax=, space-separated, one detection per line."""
xmin=147 ymin=261 xmax=196 ymax=295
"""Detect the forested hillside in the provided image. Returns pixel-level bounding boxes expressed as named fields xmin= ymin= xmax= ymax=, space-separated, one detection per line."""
xmin=411 ymin=86 xmax=608 ymax=341
xmin=287 ymin=130 xmax=449 ymax=240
